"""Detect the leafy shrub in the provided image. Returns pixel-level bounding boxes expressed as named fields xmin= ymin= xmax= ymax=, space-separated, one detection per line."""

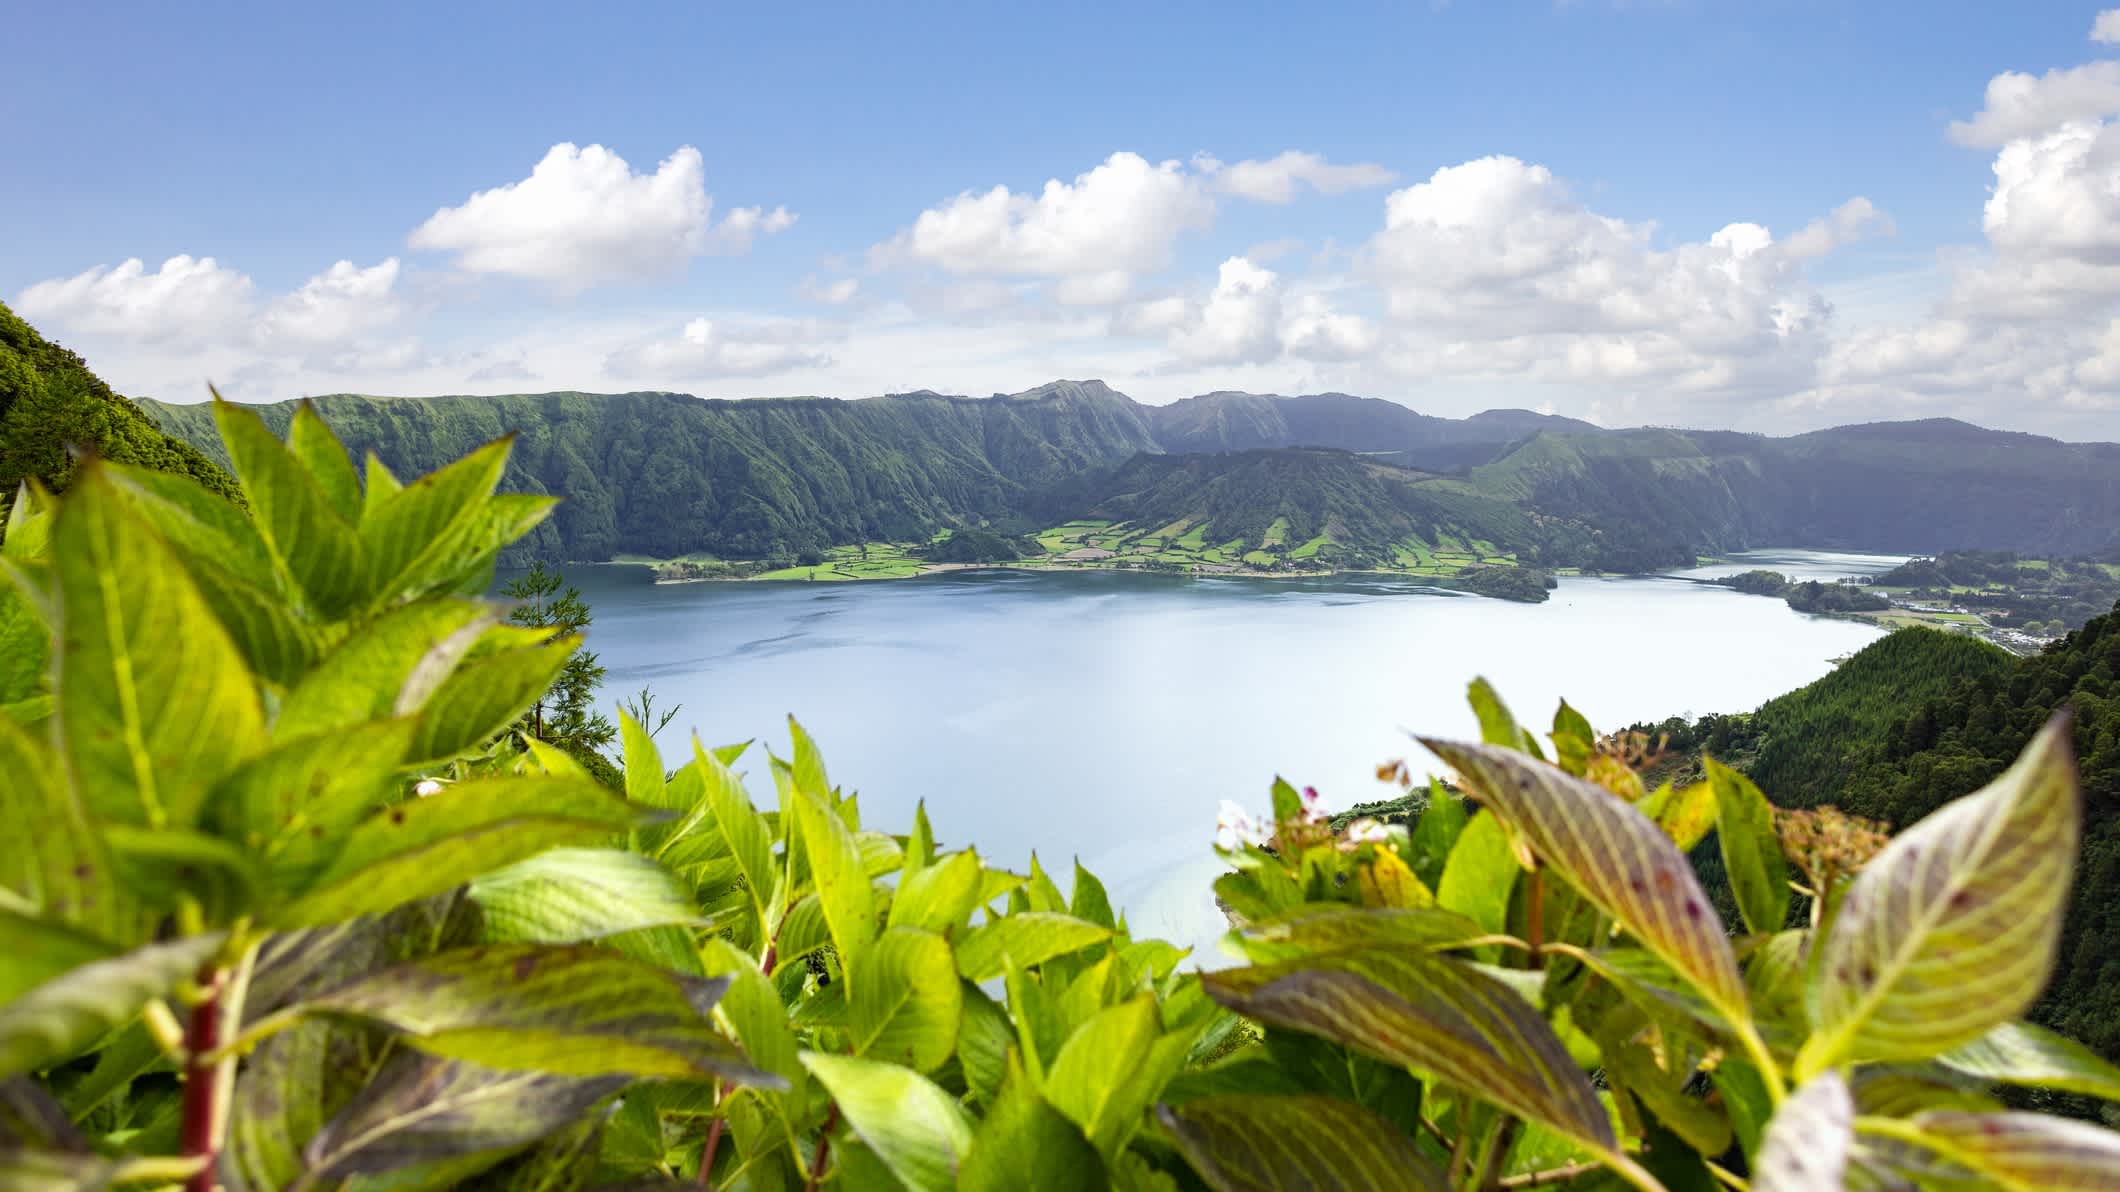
xmin=3 ymin=412 xmax=2118 ymax=1190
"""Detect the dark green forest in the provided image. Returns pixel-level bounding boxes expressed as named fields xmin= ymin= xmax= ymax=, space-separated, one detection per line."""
xmin=0 ymin=301 xmax=237 ymax=503
xmin=1874 ymin=550 xmax=2120 ymax=632
xmin=1644 ymin=613 xmax=2120 ymax=1063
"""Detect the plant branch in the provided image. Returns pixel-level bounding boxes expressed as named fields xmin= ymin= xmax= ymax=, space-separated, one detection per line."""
xmin=803 ymin=1104 xmax=840 ymax=1192
xmin=1525 ymin=868 xmax=1545 ymax=970
xmin=198 ymin=1005 xmax=305 ymax=1065
xmin=1498 ymin=1161 xmax=1600 ymax=1188
xmin=1704 ymin=1159 xmax=1750 ymax=1190
xmin=697 ymin=1082 xmax=726 ymax=1186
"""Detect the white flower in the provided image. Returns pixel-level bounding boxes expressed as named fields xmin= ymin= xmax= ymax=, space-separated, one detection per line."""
xmin=1216 ymin=800 xmax=1268 ymax=850
xmin=413 ymin=779 xmax=444 ymax=798
xmin=1337 ymin=817 xmax=1394 ymax=853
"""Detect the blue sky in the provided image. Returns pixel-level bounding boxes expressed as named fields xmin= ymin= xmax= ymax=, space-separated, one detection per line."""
xmin=9 ymin=1 xmax=2120 ymax=436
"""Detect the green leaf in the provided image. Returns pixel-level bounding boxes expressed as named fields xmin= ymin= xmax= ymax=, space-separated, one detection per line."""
xmin=1937 ymin=1020 xmax=2120 ymax=1103
xmin=696 ymin=938 xmax=804 ymax=1109
xmin=0 ymin=933 xmax=225 ymax=1077
xmin=1069 ymin=860 xmax=1115 ymax=930
xmin=407 ymin=640 xmax=574 ymax=764
xmin=204 ymin=718 xmax=418 ymax=892
xmin=214 ymin=397 xmax=370 ymax=614
xmin=1801 ymin=713 xmax=2078 ymax=1074
xmin=618 ymin=711 xmax=665 ymax=811
xmin=359 ymin=437 xmax=512 ymax=606
xmin=959 ymin=1056 xmax=1106 ymax=1192
xmin=0 ymin=715 xmax=131 ymax=942
xmin=1607 ymin=1042 xmax=1732 ymax=1158
xmin=954 ymin=912 xmax=1113 ymax=982
xmin=471 ymin=848 xmax=700 ymax=944
xmin=51 ymin=468 xmax=266 ymax=830
xmin=276 ymin=775 xmax=646 ymax=927
xmin=1551 ymin=700 xmax=1597 ymax=774
xmin=1434 ymin=810 xmax=1518 ymax=949
xmin=1422 ymin=735 xmax=1747 ymax=1021
xmin=1158 ymin=1094 xmax=1448 ymax=1192
xmin=0 ymin=912 xmax=116 ymax=1002
xmin=849 ymin=927 xmax=962 ymax=1072
xmin=272 ymin=599 xmax=491 ymax=742
xmin=956 ymin=981 xmax=1016 ymax=1105
xmin=288 ymin=402 xmax=362 ymax=523
xmin=800 ymin=1053 xmax=971 ymax=1192
xmin=1638 ymin=779 xmax=1718 ymax=852
xmin=906 ymin=801 xmax=936 ymax=874
xmin=1753 ymin=1072 xmax=1851 ymax=1192
xmin=888 ymin=849 xmax=984 ymax=934
xmin=685 ymin=738 xmax=777 ymax=935
xmin=1202 ymin=948 xmax=1615 ymax=1156
xmin=298 ymin=1051 xmax=621 ymax=1184
xmin=788 ymin=785 xmax=876 ymax=986
xmin=1468 ymin=676 xmax=1543 ymax=757
xmin=1224 ymin=905 xmax=1487 ymax=967
xmin=1891 ymin=1110 xmax=2120 ymax=1191
xmin=1707 ymin=759 xmax=1790 ymax=936
xmin=1405 ymin=780 xmax=1467 ymax=889
xmin=314 ymin=944 xmax=775 ymax=1084
xmin=0 ymin=1148 xmax=121 ymax=1191
xmin=1043 ymin=995 xmax=1161 ymax=1158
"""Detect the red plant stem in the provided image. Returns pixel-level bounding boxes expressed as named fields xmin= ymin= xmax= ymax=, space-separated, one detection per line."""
xmin=804 ymin=1104 xmax=840 ymax=1192
xmin=698 ymin=1116 xmax=726 ymax=1186
xmin=178 ymin=966 xmax=227 ymax=1192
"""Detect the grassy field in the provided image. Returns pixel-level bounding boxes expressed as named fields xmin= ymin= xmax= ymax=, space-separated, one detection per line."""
xmin=752 ymin=542 xmax=926 ymax=582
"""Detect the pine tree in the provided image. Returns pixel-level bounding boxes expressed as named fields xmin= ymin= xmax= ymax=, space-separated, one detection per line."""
xmin=501 ymin=562 xmax=616 ymax=761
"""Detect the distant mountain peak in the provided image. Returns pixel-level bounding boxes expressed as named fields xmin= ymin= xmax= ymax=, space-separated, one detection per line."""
xmin=1005 ymin=379 xmax=1131 ymax=403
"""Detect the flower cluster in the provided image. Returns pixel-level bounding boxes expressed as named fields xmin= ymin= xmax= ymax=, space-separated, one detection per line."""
xmin=1774 ymin=804 xmax=1891 ymax=894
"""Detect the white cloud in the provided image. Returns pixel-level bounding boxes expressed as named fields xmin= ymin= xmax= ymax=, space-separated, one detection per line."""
xmin=799 ymin=275 xmax=861 ymax=304
xmin=2093 ymin=9 xmax=2120 ymax=44
xmin=15 ymin=255 xmax=253 ymax=341
xmin=408 ymin=143 xmax=791 ymax=288
xmin=604 ymin=316 xmax=841 ymax=380
xmin=1282 ymin=293 xmax=1378 ymax=361
xmin=874 ymin=152 xmax=1214 ymax=289
xmin=257 ymin=258 xmax=404 ymax=346
xmin=1167 ymin=257 xmax=1283 ymax=364
xmin=1947 ymin=61 xmax=2120 ymax=148
xmin=1783 ymin=198 xmax=1895 ymax=260
xmin=1196 ymin=150 xmax=1397 ymax=203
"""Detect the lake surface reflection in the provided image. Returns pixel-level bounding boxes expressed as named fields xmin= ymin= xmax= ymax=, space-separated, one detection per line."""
xmin=564 ymin=550 xmax=1896 ymax=959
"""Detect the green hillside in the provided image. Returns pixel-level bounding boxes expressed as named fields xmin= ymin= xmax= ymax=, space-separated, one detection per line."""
xmin=0 ymin=299 xmax=238 ymax=503
xmin=1647 ymin=613 xmax=2120 ymax=1065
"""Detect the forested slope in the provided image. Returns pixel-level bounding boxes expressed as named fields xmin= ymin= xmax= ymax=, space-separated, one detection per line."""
xmin=0 ymin=300 xmax=237 ymax=502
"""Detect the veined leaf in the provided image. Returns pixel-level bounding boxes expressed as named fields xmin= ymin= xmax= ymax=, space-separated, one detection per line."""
xmin=359 ymin=438 xmax=512 ymax=607
xmin=1158 ymin=1094 xmax=1448 ymax=1192
xmin=287 ymin=402 xmax=362 ymax=523
xmin=273 ymin=599 xmax=490 ymax=742
xmin=788 ymin=785 xmax=876 ymax=987
xmin=1606 ymin=1042 xmax=1732 ymax=1158
xmin=696 ymin=938 xmax=804 ymax=1111
xmin=618 ymin=711 xmax=664 ymax=812
xmin=0 ymin=912 xmax=116 ymax=1002
xmin=801 ymin=1053 xmax=971 ymax=1192
xmin=954 ymin=912 xmax=1113 ymax=982
xmin=1356 ymin=846 xmax=1434 ymax=910
xmin=1886 ymin=1110 xmax=2120 ymax=1191
xmin=0 ymin=714 xmax=130 ymax=942
xmin=956 ymin=981 xmax=1016 ymax=1106
xmin=1753 ymin=1072 xmax=1853 ymax=1192
xmin=214 ymin=397 xmax=370 ymax=614
xmin=1637 ymin=780 xmax=1718 ymax=852
xmin=906 ymin=801 xmax=936 ymax=874
xmin=1406 ymin=781 xmax=1467 ymax=889
xmin=204 ymin=719 xmax=417 ymax=892
xmin=960 ymin=1056 xmax=1105 ymax=1192
xmin=1434 ymin=810 xmax=1519 ymax=952
xmin=52 ymin=468 xmax=267 ymax=830
xmin=1468 ymin=676 xmax=1544 ymax=757
xmin=1707 ymin=759 xmax=1791 ymax=936
xmin=1422 ymin=735 xmax=1748 ymax=1020
xmin=298 ymin=1051 xmax=620 ymax=1184
xmin=0 ymin=933 xmax=225 ymax=1077
xmin=314 ymin=944 xmax=774 ymax=1084
xmin=0 ymin=1148 xmax=122 ymax=1190
xmin=1937 ymin=1020 xmax=2120 ymax=1103
xmin=275 ymin=775 xmax=645 ymax=927
xmin=1202 ymin=948 xmax=1615 ymax=1154
xmin=1070 ymin=860 xmax=1115 ymax=930
xmin=1225 ymin=905 xmax=1487 ymax=966
xmin=1043 ymin=995 xmax=1161 ymax=1158
xmin=406 ymin=640 xmax=573 ymax=764
xmin=888 ymin=849 xmax=984 ymax=934
xmin=849 ymin=927 xmax=962 ymax=1073
xmin=687 ymin=737 xmax=777 ymax=935
xmin=470 ymin=848 xmax=700 ymax=945
xmin=1801 ymin=714 xmax=2078 ymax=1073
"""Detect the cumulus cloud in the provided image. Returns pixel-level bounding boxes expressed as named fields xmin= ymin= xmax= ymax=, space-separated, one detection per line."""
xmin=604 ymin=316 xmax=841 ymax=380
xmin=799 ymin=275 xmax=861 ymax=305
xmin=257 ymin=258 xmax=404 ymax=347
xmin=1166 ymin=257 xmax=1283 ymax=364
xmin=15 ymin=255 xmax=254 ymax=341
xmin=874 ymin=152 xmax=1214 ymax=293
xmin=1195 ymin=150 xmax=1397 ymax=203
xmin=408 ymin=144 xmax=792 ymax=288
xmin=1352 ymin=155 xmax=1867 ymax=394
xmin=2093 ymin=8 xmax=2120 ymax=44
xmin=1281 ymin=293 xmax=1378 ymax=361
xmin=1947 ymin=61 xmax=2120 ymax=148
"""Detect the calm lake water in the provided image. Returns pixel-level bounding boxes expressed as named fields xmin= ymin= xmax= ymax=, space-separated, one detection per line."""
xmin=563 ymin=550 xmax=1896 ymax=959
